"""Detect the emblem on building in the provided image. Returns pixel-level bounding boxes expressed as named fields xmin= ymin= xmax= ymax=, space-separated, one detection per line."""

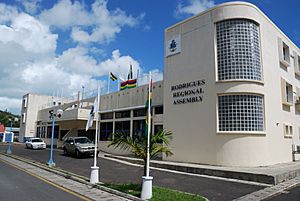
xmin=166 ymin=35 xmax=181 ymax=57
xmin=169 ymin=40 xmax=177 ymax=52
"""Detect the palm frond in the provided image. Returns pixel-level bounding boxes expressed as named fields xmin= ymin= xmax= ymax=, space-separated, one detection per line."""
xmin=108 ymin=129 xmax=173 ymax=164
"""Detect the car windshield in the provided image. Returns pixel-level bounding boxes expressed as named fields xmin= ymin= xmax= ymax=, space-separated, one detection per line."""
xmin=32 ymin=139 xmax=43 ymax=142
xmin=74 ymin=138 xmax=91 ymax=144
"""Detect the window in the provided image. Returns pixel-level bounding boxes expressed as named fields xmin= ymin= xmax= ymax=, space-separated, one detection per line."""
xmin=37 ymin=127 xmax=41 ymax=138
xmin=298 ymin=56 xmax=300 ymax=71
xmin=278 ymin=38 xmax=290 ymax=67
xmin=294 ymin=53 xmax=300 ymax=76
xmin=23 ymin=97 xmax=27 ymax=108
xmin=133 ymin=120 xmax=146 ymax=140
xmin=22 ymin=113 xmax=26 ymax=123
xmin=60 ymin=130 xmax=68 ymax=141
xmin=218 ymin=95 xmax=264 ymax=132
xmin=282 ymin=42 xmax=290 ymax=63
xmin=281 ymin=78 xmax=293 ymax=105
xmin=155 ymin=106 xmax=163 ymax=115
xmin=216 ymin=19 xmax=262 ymax=81
xmin=115 ymin=110 xmax=131 ymax=119
xmin=284 ymin=124 xmax=293 ymax=136
xmin=286 ymin=83 xmax=293 ymax=103
xmin=100 ymin=122 xmax=113 ymax=141
xmin=133 ymin=108 xmax=146 ymax=117
xmin=101 ymin=112 xmax=113 ymax=120
xmin=115 ymin=121 xmax=130 ymax=135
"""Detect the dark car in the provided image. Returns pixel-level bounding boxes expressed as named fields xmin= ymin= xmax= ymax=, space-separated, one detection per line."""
xmin=63 ymin=137 xmax=99 ymax=158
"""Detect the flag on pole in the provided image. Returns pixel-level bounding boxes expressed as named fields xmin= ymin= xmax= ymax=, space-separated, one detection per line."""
xmin=85 ymin=91 xmax=99 ymax=131
xmin=145 ymin=72 xmax=152 ymax=178
xmin=126 ymin=79 xmax=137 ymax=89
xmin=145 ymin=76 xmax=153 ymax=133
xmin=128 ymin=64 xmax=133 ymax=80
xmin=110 ymin=72 xmax=117 ymax=81
xmin=120 ymin=81 xmax=127 ymax=91
xmin=120 ymin=79 xmax=137 ymax=90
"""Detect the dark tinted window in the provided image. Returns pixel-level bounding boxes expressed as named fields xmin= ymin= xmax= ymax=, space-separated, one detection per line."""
xmin=115 ymin=110 xmax=131 ymax=118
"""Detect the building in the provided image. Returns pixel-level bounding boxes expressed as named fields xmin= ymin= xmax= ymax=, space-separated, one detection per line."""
xmin=20 ymin=2 xmax=300 ymax=167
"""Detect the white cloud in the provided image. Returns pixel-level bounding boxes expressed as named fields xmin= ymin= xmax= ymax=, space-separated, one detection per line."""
xmin=18 ymin=0 xmax=42 ymax=14
xmin=20 ymin=59 xmax=100 ymax=99
xmin=57 ymin=46 xmax=98 ymax=75
xmin=0 ymin=1 xmax=152 ymax=115
xmin=175 ymin=0 xmax=215 ymax=17
xmin=0 ymin=97 xmax=22 ymax=114
xmin=40 ymin=0 xmax=141 ymax=44
xmin=39 ymin=0 xmax=91 ymax=28
xmin=0 ymin=3 xmax=19 ymax=24
xmin=0 ymin=13 xmax=57 ymax=54
xmin=98 ymin=49 xmax=141 ymax=79
xmin=137 ymin=69 xmax=163 ymax=86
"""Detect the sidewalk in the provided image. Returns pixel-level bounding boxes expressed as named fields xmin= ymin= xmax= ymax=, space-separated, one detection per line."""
xmin=104 ymin=154 xmax=300 ymax=185
xmin=0 ymin=153 xmax=139 ymax=201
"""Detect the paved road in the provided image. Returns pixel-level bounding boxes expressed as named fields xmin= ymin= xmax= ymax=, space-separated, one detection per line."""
xmin=1 ymin=144 xmax=263 ymax=201
xmin=0 ymin=159 xmax=86 ymax=201
xmin=268 ymin=185 xmax=300 ymax=201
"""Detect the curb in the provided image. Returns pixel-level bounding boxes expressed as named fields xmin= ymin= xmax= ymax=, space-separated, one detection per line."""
xmin=104 ymin=154 xmax=276 ymax=185
xmin=0 ymin=153 xmax=143 ymax=201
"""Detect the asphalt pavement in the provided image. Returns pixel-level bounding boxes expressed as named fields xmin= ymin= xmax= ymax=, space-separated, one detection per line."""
xmin=0 ymin=159 xmax=86 ymax=201
xmin=267 ymin=185 xmax=300 ymax=201
xmin=0 ymin=143 xmax=266 ymax=201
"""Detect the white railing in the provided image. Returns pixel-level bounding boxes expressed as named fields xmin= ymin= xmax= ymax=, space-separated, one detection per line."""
xmin=38 ymin=71 xmax=163 ymax=110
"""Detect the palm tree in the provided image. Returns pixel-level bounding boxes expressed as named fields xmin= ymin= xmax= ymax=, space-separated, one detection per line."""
xmin=108 ymin=130 xmax=173 ymax=176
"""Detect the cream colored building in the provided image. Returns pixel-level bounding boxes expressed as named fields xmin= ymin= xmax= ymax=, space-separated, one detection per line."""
xmin=20 ymin=2 xmax=300 ymax=167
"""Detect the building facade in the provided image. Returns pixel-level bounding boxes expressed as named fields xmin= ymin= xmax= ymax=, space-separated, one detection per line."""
xmin=20 ymin=2 xmax=300 ymax=167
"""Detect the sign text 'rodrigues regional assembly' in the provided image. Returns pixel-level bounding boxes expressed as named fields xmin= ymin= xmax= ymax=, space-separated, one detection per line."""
xmin=171 ymin=79 xmax=205 ymax=105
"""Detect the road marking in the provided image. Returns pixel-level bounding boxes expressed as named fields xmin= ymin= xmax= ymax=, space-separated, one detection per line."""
xmin=0 ymin=159 xmax=93 ymax=201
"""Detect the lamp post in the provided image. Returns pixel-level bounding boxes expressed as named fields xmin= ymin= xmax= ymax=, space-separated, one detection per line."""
xmin=47 ymin=109 xmax=63 ymax=167
xmin=47 ymin=111 xmax=56 ymax=167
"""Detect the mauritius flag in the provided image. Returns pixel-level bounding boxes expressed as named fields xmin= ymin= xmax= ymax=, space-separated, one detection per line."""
xmin=120 ymin=79 xmax=137 ymax=90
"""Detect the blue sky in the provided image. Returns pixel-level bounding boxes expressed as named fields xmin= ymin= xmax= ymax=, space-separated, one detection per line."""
xmin=0 ymin=0 xmax=299 ymax=114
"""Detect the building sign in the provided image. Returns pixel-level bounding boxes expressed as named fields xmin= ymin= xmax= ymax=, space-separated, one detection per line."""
xmin=171 ymin=79 xmax=205 ymax=105
xmin=166 ymin=35 xmax=181 ymax=57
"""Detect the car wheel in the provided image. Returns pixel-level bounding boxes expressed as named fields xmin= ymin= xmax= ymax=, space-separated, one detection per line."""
xmin=31 ymin=145 xmax=33 ymax=149
xmin=75 ymin=150 xmax=81 ymax=158
xmin=63 ymin=148 xmax=68 ymax=155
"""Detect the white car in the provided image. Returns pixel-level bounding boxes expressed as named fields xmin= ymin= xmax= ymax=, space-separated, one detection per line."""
xmin=26 ymin=138 xmax=46 ymax=149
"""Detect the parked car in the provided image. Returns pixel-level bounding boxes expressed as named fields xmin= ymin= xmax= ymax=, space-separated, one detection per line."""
xmin=63 ymin=137 xmax=99 ymax=158
xmin=25 ymin=138 xmax=46 ymax=149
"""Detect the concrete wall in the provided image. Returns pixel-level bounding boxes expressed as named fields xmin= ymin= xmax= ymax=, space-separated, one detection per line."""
xmin=19 ymin=94 xmax=53 ymax=141
xmin=164 ymin=2 xmax=300 ymax=166
xmin=100 ymin=81 xmax=163 ymax=111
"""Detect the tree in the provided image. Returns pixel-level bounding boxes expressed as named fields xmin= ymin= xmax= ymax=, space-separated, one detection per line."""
xmin=108 ymin=130 xmax=173 ymax=176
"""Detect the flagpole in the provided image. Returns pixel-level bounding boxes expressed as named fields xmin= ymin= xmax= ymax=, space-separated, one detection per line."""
xmin=94 ymin=86 xmax=100 ymax=167
xmin=137 ymin=69 xmax=139 ymax=86
xmin=107 ymin=72 xmax=110 ymax=94
xmin=141 ymin=72 xmax=153 ymax=200
xmin=118 ymin=79 xmax=120 ymax=91
xmin=146 ymin=72 xmax=151 ymax=177
xmin=90 ymin=85 xmax=100 ymax=184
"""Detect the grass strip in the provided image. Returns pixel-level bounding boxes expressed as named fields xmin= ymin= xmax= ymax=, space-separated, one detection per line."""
xmin=102 ymin=183 xmax=206 ymax=201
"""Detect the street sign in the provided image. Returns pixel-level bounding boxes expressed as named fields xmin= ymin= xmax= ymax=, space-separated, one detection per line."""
xmin=4 ymin=132 xmax=14 ymax=143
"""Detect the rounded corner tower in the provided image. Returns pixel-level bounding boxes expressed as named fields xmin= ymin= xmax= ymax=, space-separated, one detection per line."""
xmin=163 ymin=2 xmax=300 ymax=166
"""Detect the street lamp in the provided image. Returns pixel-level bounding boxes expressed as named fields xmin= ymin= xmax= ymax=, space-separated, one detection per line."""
xmin=47 ymin=109 xmax=63 ymax=167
